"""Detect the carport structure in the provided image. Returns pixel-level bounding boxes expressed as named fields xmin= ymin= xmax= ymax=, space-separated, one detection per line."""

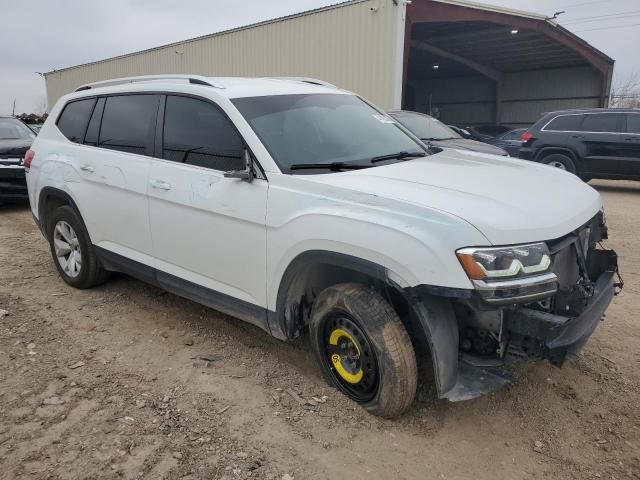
xmin=402 ymin=0 xmax=615 ymax=126
xmin=44 ymin=0 xmax=614 ymax=128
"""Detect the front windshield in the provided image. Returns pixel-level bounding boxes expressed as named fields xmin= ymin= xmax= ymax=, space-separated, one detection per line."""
xmin=0 ymin=118 xmax=35 ymax=141
xmin=232 ymin=94 xmax=426 ymax=173
xmin=390 ymin=111 xmax=460 ymax=141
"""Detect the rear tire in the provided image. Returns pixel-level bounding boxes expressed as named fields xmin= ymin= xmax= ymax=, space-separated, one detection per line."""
xmin=47 ymin=205 xmax=109 ymax=289
xmin=541 ymin=154 xmax=577 ymax=175
xmin=309 ymin=283 xmax=417 ymax=418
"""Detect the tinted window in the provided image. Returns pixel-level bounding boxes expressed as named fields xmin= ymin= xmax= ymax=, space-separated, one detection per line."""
xmin=84 ymin=97 xmax=105 ymax=146
xmin=163 ymin=95 xmax=244 ymax=171
xmin=501 ymin=129 xmax=525 ymax=141
xmin=57 ymin=99 xmax=96 ymax=143
xmin=233 ymin=94 xmax=425 ymax=173
xmin=99 ymin=95 xmax=159 ymax=155
xmin=581 ymin=113 xmax=623 ymax=133
xmin=627 ymin=113 xmax=640 ymax=134
xmin=544 ymin=114 xmax=582 ymax=131
xmin=391 ymin=111 xmax=460 ymax=140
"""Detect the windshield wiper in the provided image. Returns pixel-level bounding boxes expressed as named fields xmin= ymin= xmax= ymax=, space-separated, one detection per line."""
xmin=370 ymin=151 xmax=427 ymax=163
xmin=290 ymin=162 xmax=371 ymax=171
xmin=423 ymin=137 xmax=457 ymax=141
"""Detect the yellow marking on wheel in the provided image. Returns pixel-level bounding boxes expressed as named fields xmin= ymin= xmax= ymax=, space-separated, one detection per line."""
xmin=329 ymin=328 xmax=363 ymax=384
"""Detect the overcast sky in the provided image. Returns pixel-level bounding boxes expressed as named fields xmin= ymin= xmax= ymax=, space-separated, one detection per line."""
xmin=2 ymin=0 xmax=639 ymax=115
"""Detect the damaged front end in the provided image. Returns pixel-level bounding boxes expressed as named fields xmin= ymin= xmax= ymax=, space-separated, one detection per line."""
xmin=416 ymin=211 xmax=622 ymax=402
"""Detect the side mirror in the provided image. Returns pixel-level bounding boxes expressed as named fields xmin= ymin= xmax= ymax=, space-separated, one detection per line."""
xmin=224 ymin=149 xmax=255 ymax=182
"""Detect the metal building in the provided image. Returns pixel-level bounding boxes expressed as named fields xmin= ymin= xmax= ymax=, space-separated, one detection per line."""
xmin=45 ymin=0 xmax=614 ymax=127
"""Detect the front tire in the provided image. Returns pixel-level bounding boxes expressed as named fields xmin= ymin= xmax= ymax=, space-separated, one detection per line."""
xmin=47 ymin=205 xmax=109 ymax=289
xmin=309 ymin=283 xmax=417 ymax=418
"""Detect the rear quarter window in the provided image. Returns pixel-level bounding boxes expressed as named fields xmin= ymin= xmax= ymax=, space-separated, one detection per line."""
xmin=543 ymin=114 xmax=582 ymax=132
xmin=57 ymin=98 xmax=96 ymax=143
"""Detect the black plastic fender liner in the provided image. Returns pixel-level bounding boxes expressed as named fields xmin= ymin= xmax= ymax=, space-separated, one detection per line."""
xmin=405 ymin=287 xmax=460 ymax=396
xmin=271 ymin=250 xmax=392 ymax=340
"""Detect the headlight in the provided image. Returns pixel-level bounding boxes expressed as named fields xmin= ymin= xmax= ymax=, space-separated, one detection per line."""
xmin=456 ymin=242 xmax=551 ymax=281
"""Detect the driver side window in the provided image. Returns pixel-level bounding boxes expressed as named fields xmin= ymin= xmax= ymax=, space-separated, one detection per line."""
xmin=163 ymin=95 xmax=244 ymax=172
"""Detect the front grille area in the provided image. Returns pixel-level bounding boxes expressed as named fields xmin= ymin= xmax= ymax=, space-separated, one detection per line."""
xmin=535 ymin=212 xmax=608 ymax=316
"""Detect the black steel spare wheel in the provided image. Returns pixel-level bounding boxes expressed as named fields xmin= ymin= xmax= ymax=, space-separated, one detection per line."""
xmin=309 ymin=283 xmax=417 ymax=418
xmin=322 ymin=314 xmax=379 ymax=402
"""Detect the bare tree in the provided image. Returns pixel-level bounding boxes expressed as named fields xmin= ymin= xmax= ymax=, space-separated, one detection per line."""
xmin=34 ymin=95 xmax=48 ymax=115
xmin=610 ymin=70 xmax=640 ymax=108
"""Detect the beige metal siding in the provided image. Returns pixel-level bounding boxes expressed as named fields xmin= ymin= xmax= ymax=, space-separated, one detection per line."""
xmin=45 ymin=0 xmax=399 ymax=109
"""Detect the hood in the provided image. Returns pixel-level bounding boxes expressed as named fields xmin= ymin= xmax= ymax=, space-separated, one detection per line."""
xmin=0 ymin=138 xmax=32 ymax=157
xmin=306 ymin=150 xmax=602 ymax=245
xmin=427 ymin=138 xmax=508 ymax=156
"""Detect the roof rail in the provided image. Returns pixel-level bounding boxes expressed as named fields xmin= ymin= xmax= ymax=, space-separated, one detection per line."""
xmin=74 ymin=75 xmax=225 ymax=92
xmin=271 ymin=77 xmax=336 ymax=88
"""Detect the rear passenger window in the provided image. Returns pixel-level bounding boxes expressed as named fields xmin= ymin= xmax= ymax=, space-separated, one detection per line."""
xmin=57 ymin=98 xmax=96 ymax=143
xmin=627 ymin=114 xmax=640 ymax=134
xmin=99 ymin=95 xmax=160 ymax=155
xmin=581 ymin=113 xmax=623 ymax=133
xmin=544 ymin=115 xmax=582 ymax=132
xmin=163 ymin=95 xmax=244 ymax=171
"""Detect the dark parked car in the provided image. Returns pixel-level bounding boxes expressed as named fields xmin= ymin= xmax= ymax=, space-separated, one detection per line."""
xmin=486 ymin=128 xmax=527 ymax=158
xmin=0 ymin=116 xmax=34 ymax=201
xmin=520 ymin=108 xmax=640 ymax=180
xmin=389 ymin=111 xmax=508 ymax=156
xmin=464 ymin=124 xmax=514 ymax=143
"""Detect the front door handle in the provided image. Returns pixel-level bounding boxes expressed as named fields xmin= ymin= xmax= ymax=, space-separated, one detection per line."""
xmin=80 ymin=165 xmax=95 ymax=173
xmin=150 ymin=179 xmax=172 ymax=191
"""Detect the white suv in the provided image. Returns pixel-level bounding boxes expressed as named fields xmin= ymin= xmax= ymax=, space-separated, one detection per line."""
xmin=26 ymin=75 xmax=620 ymax=417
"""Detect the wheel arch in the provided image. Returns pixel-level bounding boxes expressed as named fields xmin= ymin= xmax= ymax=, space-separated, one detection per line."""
xmin=269 ymin=250 xmax=459 ymax=397
xmin=270 ymin=250 xmax=398 ymax=340
xmin=37 ymin=187 xmax=84 ymax=240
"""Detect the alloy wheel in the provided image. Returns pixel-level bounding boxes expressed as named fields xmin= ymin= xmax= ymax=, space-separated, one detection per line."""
xmin=548 ymin=160 xmax=567 ymax=170
xmin=53 ymin=220 xmax=82 ymax=278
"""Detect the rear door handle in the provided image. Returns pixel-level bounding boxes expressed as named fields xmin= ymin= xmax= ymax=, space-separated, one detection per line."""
xmin=572 ymin=134 xmax=585 ymax=139
xmin=150 ymin=179 xmax=172 ymax=191
xmin=80 ymin=165 xmax=95 ymax=173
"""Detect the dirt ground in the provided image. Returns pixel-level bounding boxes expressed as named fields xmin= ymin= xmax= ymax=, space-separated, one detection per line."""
xmin=0 ymin=179 xmax=639 ymax=480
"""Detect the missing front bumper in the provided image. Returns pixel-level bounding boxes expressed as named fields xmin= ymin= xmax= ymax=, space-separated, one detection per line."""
xmin=505 ymin=269 xmax=615 ymax=366
xmin=442 ymin=249 xmax=618 ymax=402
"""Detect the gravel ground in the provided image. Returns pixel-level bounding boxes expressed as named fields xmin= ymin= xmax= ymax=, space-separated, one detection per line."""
xmin=0 ymin=179 xmax=639 ymax=480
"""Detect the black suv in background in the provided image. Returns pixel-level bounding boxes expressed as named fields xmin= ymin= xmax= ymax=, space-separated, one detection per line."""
xmin=520 ymin=108 xmax=640 ymax=180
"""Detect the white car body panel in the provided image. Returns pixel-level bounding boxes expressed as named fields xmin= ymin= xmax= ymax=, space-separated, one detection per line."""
xmin=147 ymin=159 xmax=268 ymax=306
